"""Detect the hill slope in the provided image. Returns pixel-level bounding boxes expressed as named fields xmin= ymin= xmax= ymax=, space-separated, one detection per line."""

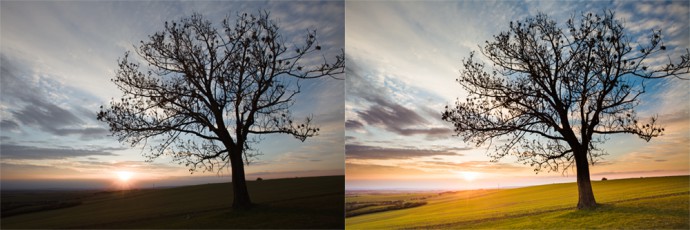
xmin=2 ymin=176 xmax=344 ymax=229
xmin=346 ymin=175 xmax=689 ymax=229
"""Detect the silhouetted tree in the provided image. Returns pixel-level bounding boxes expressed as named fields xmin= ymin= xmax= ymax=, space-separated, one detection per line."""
xmin=98 ymin=11 xmax=344 ymax=210
xmin=443 ymin=10 xmax=689 ymax=209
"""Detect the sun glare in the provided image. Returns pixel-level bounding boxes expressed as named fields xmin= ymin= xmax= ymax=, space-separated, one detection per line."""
xmin=458 ymin=171 xmax=480 ymax=181
xmin=116 ymin=171 xmax=134 ymax=182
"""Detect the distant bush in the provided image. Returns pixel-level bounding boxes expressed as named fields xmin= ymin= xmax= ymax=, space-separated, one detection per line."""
xmin=345 ymin=200 xmax=427 ymax=217
xmin=257 ymin=177 xmax=263 ymax=181
xmin=1 ymin=201 xmax=82 ymax=218
xmin=602 ymin=177 xmax=608 ymax=181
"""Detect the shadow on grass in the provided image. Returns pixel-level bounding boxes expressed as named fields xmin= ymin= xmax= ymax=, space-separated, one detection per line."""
xmin=168 ymin=193 xmax=344 ymax=229
xmin=556 ymin=203 xmax=616 ymax=218
xmin=558 ymin=202 xmax=687 ymax=219
xmin=553 ymin=200 xmax=689 ymax=229
xmin=185 ymin=205 xmax=340 ymax=229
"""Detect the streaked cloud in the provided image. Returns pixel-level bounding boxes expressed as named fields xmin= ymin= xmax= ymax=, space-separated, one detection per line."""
xmin=418 ymin=161 xmax=526 ymax=173
xmin=345 ymin=120 xmax=364 ymax=130
xmin=346 ymin=144 xmax=467 ymax=160
xmin=0 ymin=144 xmax=120 ymax=160
xmin=0 ymin=120 xmax=20 ymax=131
xmin=1 ymin=163 xmax=83 ymax=180
xmin=345 ymin=57 xmax=453 ymax=140
xmin=1 ymin=55 xmax=110 ymax=140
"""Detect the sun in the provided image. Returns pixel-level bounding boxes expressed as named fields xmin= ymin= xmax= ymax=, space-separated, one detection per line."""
xmin=116 ymin=171 xmax=134 ymax=182
xmin=458 ymin=171 xmax=480 ymax=181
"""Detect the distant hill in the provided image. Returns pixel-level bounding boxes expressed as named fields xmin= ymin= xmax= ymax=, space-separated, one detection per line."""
xmin=1 ymin=176 xmax=344 ymax=229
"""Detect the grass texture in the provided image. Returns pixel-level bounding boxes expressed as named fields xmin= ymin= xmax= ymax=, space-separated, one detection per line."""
xmin=346 ymin=175 xmax=689 ymax=229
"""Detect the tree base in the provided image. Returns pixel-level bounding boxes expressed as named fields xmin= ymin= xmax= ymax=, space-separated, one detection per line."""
xmin=232 ymin=202 xmax=253 ymax=211
xmin=577 ymin=201 xmax=598 ymax=210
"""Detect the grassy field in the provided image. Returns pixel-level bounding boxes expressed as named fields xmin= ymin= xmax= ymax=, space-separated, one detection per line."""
xmin=345 ymin=192 xmax=439 ymax=217
xmin=346 ymin=175 xmax=689 ymax=229
xmin=1 ymin=175 xmax=344 ymax=229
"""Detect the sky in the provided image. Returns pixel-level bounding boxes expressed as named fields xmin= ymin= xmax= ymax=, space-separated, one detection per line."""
xmin=345 ymin=0 xmax=690 ymax=190
xmin=0 ymin=1 xmax=344 ymax=190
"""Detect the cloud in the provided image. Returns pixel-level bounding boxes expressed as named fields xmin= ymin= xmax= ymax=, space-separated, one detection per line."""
xmin=419 ymin=160 xmax=526 ymax=173
xmin=0 ymin=120 xmax=19 ymax=131
xmin=346 ymin=144 xmax=463 ymax=160
xmin=11 ymin=101 xmax=82 ymax=130
xmin=1 ymin=55 xmax=46 ymax=92
xmin=356 ymin=101 xmax=427 ymax=130
xmin=0 ymin=160 xmax=182 ymax=181
xmin=345 ymin=119 xmax=364 ymax=130
xmin=0 ymin=55 xmax=109 ymax=140
xmin=345 ymin=136 xmax=356 ymax=141
xmin=346 ymin=58 xmax=453 ymax=139
xmin=52 ymin=127 xmax=110 ymax=140
xmin=0 ymin=162 xmax=83 ymax=180
xmin=619 ymin=1 xmax=689 ymax=50
xmin=346 ymin=162 xmax=430 ymax=179
xmin=0 ymin=144 xmax=118 ymax=160
xmin=394 ymin=127 xmax=453 ymax=140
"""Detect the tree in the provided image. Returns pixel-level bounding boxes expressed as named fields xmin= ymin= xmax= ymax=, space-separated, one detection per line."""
xmin=97 ymin=11 xmax=344 ymax=210
xmin=442 ymin=10 xmax=689 ymax=209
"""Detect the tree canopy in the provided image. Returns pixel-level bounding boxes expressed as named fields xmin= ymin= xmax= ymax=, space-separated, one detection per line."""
xmin=443 ymin=10 xmax=689 ymax=209
xmin=98 ymin=11 xmax=344 ymax=209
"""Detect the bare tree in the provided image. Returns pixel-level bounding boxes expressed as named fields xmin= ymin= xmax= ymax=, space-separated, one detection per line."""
xmin=98 ymin=11 xmax=344 ymax=210
xmin=442 ymin=10 xmax=689 ymax=209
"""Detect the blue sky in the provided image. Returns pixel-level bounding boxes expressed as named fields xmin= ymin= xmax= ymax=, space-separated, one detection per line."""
xmin=1 ymin=1 xmax=344 ymax=189
xmin=345 ymin=0 xmax=689 ymax=190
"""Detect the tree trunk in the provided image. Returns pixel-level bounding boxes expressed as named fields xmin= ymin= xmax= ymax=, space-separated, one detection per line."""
xmin=229 ymin=149 xmax=252 ymax=210
xmin=574 ymin=148 xmax=597 ymax=209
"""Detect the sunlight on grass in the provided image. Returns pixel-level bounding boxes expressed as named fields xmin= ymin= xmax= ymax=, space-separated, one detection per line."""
xmin=346 ymin=176 xmax=689 ymax=229
xmin=464 ymin=195 xmax=690 ymax=229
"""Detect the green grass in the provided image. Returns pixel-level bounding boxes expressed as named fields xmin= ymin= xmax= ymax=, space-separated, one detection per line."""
xmin=460 ymin=195 xmax=689 ymax=229
xmin=345 ymin=175 xmax=690 ymax=229
xmin=345 ymin=192 xmax=435 ymax=217
xmin=1 ymin=176 xmax=344 ymax=229
xmin=346 ymin=192 xmax=436 ymax=203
